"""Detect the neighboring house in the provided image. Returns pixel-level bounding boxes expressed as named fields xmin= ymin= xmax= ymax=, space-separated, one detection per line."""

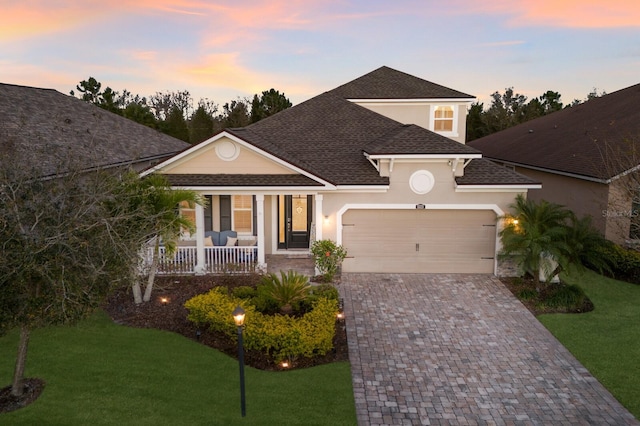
xmin=143 ymin=66 xmax=539 ymax=275
xmin=0 ymin=83 xmax=190 ymax=177
xmin=469 ymin=83 xmax=640 ymax=245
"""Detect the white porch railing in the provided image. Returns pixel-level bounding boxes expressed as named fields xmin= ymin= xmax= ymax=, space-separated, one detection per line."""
xmin=144 ymin=246 xmax=258 ymax=275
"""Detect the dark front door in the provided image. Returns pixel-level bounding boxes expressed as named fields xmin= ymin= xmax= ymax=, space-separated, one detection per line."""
xmin=278 ymin=195 xmax=312 ymax=249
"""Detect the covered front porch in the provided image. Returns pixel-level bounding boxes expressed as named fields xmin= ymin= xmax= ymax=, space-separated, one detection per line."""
xmin=144 ymin=193 xmax=325 ymax=275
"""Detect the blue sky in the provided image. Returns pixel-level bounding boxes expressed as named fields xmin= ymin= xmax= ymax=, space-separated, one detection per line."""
xmin=1 ymin=0 xmax=639 ymax=108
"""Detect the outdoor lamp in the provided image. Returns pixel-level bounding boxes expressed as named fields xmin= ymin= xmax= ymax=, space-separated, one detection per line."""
xmin=233 ymin=306 xmax=245 ymax=327
xmin=232 ymin=306 xmax=246 ymax=417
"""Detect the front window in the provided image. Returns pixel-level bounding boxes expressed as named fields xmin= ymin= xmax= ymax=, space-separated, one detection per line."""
xmin=233 ymin=195 xmax=253 ymax=234
xmin=434 ymin=106 xmax=454 ymax=132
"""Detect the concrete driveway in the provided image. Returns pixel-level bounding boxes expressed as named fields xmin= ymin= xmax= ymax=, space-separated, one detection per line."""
xmin=340 ymin=274 xmax=638 ymax=425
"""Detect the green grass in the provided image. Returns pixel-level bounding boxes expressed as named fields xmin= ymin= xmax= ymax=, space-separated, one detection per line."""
xmin=538 ymin=270 xmax=640 ymax=418
xmin=0 ymin=311 xmax=356 ymax=425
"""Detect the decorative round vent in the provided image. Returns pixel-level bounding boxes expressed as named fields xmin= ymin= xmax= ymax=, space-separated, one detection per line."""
xmin=215 ymin=140 xmax=239 ymax=161
xmin=409 ymin=170 xmax=435 ymax=194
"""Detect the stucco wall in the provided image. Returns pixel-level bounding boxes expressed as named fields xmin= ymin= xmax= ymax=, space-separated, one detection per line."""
xmin=513 ymin=166 xmax=637 ymax=244
xmin=165 ymin=138 xmax=292 ymax=175
xmin=354 ymin=102 xmax=469 ymax=144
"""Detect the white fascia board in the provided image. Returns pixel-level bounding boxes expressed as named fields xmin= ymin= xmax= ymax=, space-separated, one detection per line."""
xmin=348 ymin=98 xmax=474 ymax=104
xmin=174 ymin=187 xmax=325 ymax=195
xmin=140 ymin=131 xmax=333 ymax=188
xmin=365 ymin=153 xmax=482 ymax=160
xmin=455 ymin=184 xmax=542 ymax=192
xmin=334 ymin=185 xmax=389 ymax=193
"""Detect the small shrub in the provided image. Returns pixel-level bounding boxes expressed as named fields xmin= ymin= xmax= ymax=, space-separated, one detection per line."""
xmin=311 ymin=239 xmax=347 ymax=282
xmin=517 ymin=288 xmax=538 ymax=300
xmin=184 ymin=288 xmax=338 ymax=364
xmin=299 ymin=284 xmax=340 ymax=313
xmin=545 ymin=284 xmax=586 ymax=310
xmin=260 ymin=270 xmax=311 ymax=314
xmin=232 ymin=285 xmax=257 ymax=299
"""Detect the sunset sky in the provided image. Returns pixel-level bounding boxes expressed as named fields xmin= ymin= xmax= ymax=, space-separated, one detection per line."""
xmin=1 ymin=1 xmax=639 ymax=108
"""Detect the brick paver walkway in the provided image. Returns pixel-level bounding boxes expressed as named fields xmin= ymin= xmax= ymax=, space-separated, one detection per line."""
xmin=340 ymin=273 xmax=638 ymax=425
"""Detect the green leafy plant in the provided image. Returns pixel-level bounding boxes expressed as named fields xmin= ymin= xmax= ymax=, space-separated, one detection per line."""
xmin=311 ymin=239 xmax=347 ymax=282
xmin=185 ymin=288 xmax=338 ymax=364
xmin=259 ymin=270 xmax=311 ymax=314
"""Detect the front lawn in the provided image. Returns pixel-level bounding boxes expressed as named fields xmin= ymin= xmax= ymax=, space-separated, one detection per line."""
xmin=537 ymin=270 xmax=640 ymax=419
xmin=0 ymin=311 xmax=356 ymax=425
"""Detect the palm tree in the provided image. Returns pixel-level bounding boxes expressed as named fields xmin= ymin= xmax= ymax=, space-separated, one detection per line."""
xmin=558 ymin=213 xmax=612 ymax=277
xmin=499 ymin=194 xmax=572 ymax=290
xmin=136 ymin=174 xmax=204 ymax=304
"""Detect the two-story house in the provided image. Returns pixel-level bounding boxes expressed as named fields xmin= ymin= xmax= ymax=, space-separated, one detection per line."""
xmin=143 ymin=66 xmax=539 ymax=275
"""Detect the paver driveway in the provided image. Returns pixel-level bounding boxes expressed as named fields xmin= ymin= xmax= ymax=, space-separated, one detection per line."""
xmin=340 ymin=274 xmax=638 ymax=425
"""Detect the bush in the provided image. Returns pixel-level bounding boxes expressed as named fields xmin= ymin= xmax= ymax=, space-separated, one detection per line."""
xmin=588 ymin=242 xmax=640 ymax=284
xmin=299 ymin=284 xmax=340 ymax=313
xmin=259 ymin=270 xmax=311 ymax=314
xmin=544 ymin=284 xmax=586 ymax=310
xmin=517 ymin=288 xmax=538 ymax=301
xmin=184 ymin=288 xmax=338 ymax=364
xmin=232 ymin=285 xmax=257 ymax=299
xmin=311 ymin=239 xmax=347 ymax=282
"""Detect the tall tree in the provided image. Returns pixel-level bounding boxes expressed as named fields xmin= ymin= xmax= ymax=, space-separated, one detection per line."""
xmin=160 ymin=106 xmax=190 ymax=142
xmin=149 ymin=90 xmax=193 ymax=121
xmin=189 ymin=105 xmax=215 ymax=144
xmin=466 ymin=102 xmax=487 ymax=142
xmin=0 ymin=162 xmax=152 ymax=398
xmin=219 ymin=98 xmax=251 ymax=128
xmin=250 ymin=89 xmax=292 ymax=123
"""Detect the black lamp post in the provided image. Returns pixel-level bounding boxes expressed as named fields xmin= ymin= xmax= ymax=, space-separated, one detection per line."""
xmin=232 ymin=306 xmax=246 ymax=417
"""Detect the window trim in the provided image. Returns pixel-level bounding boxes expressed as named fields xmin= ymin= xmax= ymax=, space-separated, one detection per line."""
xmin=429 ymin=105 xmax=458 ymax=137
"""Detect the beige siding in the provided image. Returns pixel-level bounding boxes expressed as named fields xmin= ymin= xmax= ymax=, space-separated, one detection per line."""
xmin=165 ymin=138 xmax=293 ymax=175
xmin=353 ymin=101 xmax=469 ymax=144
xmin=342 ymin=209 xmax=496 ymax=273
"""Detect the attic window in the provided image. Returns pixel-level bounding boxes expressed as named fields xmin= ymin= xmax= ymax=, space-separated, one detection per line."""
xmin=433 ymin=106 xmax=454 ymax=132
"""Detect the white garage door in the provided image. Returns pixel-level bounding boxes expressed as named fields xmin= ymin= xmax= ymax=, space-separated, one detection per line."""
xmin=341 ymin=209 xmax=497 ymax=273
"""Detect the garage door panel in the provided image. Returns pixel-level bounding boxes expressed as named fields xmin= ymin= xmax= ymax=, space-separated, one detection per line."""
xmin=342 ymin=209 xmax=496 ymax=274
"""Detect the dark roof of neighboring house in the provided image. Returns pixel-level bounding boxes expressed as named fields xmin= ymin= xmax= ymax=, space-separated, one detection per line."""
xmin=165 ymin=174 xmax=324 ymax=187
xmin=226 ymin=91 xmax=485 ymax=186
xmin=329 ymin=66 xmax=475 ymax=99
xmin=0 ymin=83 xmax=190 ymax=177
xmin=468 ymin=83 xmax=640 ymax=181
xmin=456 ymin=159 xmax=540 ymax=186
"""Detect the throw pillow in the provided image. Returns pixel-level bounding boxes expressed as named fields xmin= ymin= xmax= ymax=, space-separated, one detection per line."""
xmin=226 ymin=237 xmax=238 ymax=247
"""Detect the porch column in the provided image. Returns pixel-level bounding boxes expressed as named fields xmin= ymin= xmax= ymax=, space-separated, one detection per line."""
xmin=315 ymin=194 xmax=323 ymax=241
xmin=195 ymin=203 xmax=206 ymax=275
xmin=256 ymin=194 xmax=266 ymax=270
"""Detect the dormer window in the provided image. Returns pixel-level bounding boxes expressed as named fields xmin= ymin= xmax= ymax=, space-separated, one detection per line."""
xmin=434 ymin=106 xmax=454 ymax=132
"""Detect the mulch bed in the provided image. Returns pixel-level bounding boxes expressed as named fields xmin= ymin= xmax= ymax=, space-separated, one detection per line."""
xmin=103 ymin=275 xmax=349 ymax=371
xmin=500 ymin=276 xmax=594 ymax=316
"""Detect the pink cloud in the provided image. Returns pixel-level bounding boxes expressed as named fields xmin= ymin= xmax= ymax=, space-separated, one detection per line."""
xmin=457 ymin=0 xmax=640 ymax=28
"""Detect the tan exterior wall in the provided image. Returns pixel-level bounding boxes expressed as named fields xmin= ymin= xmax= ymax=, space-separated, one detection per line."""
xmin=165 ymin=138 xmax=293 ymax=175
xmin=513 ymin=167 xmax=616 ymax=239
xmin=605 ymin=178 xmax=633 ymax=243
xmin=320 ymin=161 xmax=523 ymax=242
xmin=353 ymin=102 xmax=469 ymax=144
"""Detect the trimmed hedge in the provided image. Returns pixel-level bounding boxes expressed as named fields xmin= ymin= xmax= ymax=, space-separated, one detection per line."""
xmin=588 ymin=243 xmax=640 ymax=284
xmin=185 ymin=287 xmax=338 ymax=363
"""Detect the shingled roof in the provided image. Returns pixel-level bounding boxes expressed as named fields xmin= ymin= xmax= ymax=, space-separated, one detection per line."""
xmin=226 ymin=91 xmax=486 ymax=186
xmin=0 ymin=83 xmax=190 ymax=177
xmin=330 ymin=66 xmax=475 ymax=99
xmin=468 ymin=83 xmax=640 ymax=181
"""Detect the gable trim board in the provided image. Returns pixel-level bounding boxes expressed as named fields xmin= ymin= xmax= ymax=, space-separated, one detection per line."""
xmin=142 ymin=131 xmax=336 ymax=189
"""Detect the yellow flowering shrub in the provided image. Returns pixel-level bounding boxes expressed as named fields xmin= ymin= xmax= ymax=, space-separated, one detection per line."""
xmin=185 ymin=287 xmax=338 ymax=363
